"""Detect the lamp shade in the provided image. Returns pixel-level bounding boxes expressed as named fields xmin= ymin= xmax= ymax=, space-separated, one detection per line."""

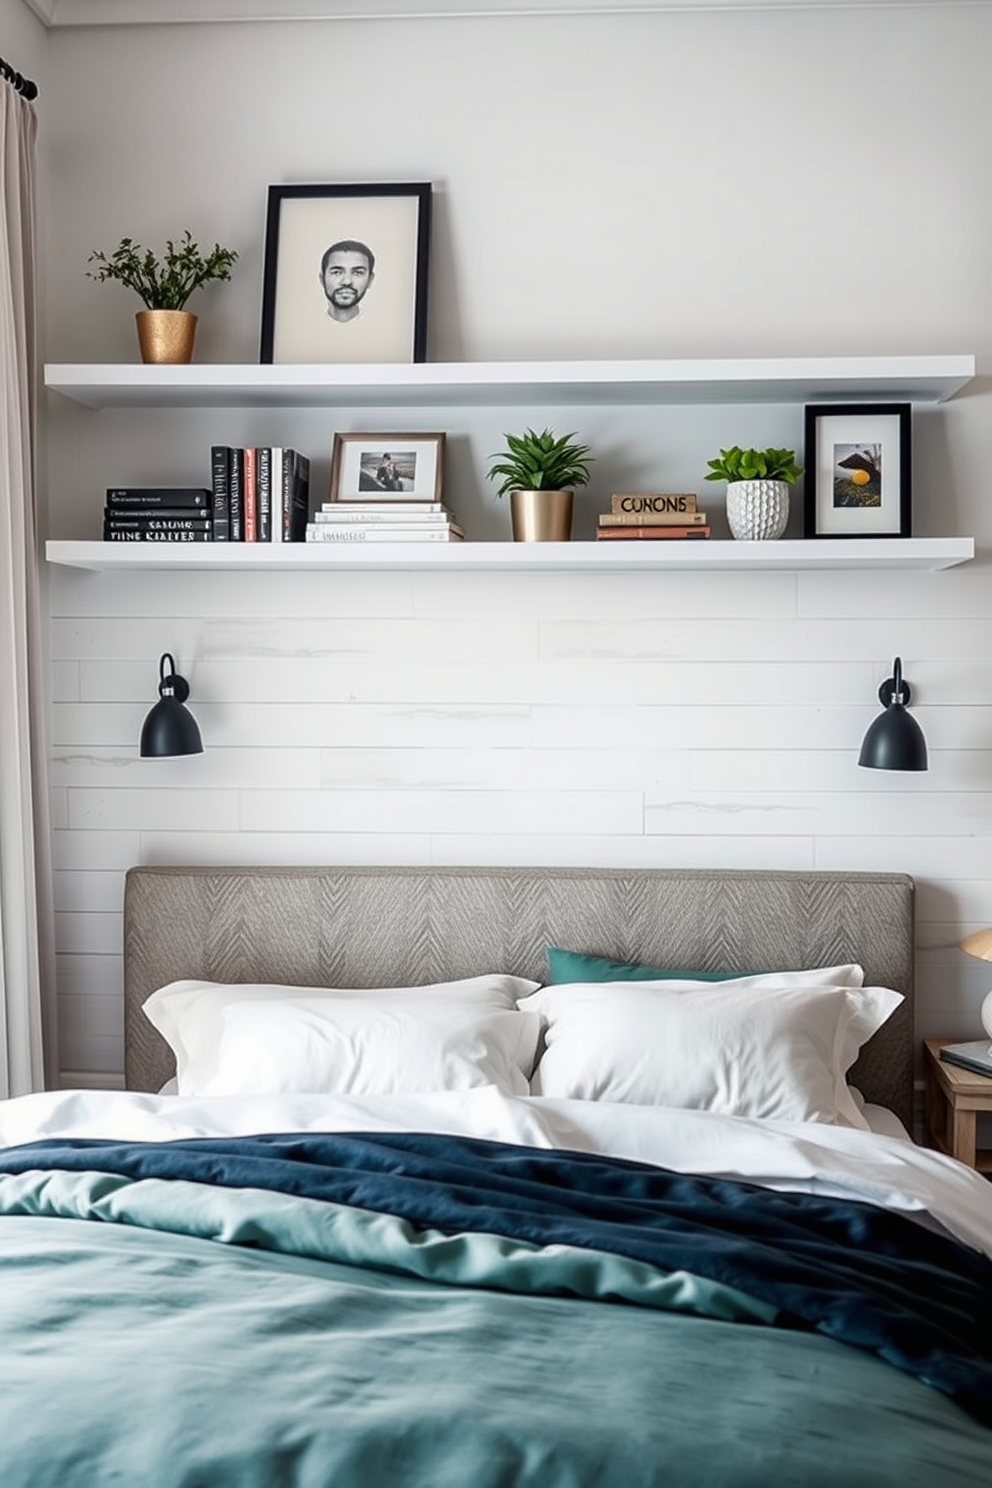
xmin=960 ymin=928 xmax=992 ymax=963
xmin=857 ymin=657 xmax=928 ymax=772
xmin=140 ymin=653 xmax=203 ymax=758
xmin=960 ymin=929 xmax=992 ymax=1049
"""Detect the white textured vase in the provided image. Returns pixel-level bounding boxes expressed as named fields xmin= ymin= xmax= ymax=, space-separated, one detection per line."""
xmin=726 ymin=479 xmax=790 ymax=541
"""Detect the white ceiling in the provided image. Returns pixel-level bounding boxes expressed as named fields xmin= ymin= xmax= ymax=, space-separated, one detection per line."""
xmin=23 ymin=0 xmax=992 ymax=26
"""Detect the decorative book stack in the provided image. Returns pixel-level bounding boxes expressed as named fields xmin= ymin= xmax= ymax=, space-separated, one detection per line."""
xmin=306 ymin=500 xmax=464 ymax=543
xmin=103 ymin=487 xmax=214 ymax=542
xmin=596 ymin=492 xmax=710 ymax=541
xmin=210 ymin=446 xmax=311 ymax=542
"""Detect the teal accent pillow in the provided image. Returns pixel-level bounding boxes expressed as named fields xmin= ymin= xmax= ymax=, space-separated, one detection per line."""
xmin=545 ymin=947 xmax=739 ymax=985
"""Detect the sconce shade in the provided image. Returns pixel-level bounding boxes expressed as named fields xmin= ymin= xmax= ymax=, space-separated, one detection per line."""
xmin=140 ymin=653 xmax=203 ymax=758
xmin=857 ymin=657 xmax=928 ymax=772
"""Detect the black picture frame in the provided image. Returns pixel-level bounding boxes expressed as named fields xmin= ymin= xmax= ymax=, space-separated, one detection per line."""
xmin=259 ymin=182 xmax=431 ymax=365
xmin=803 ymin=403 xmax=912 ymax=539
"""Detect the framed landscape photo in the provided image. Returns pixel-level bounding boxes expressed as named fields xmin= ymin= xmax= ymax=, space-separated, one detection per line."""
xmin=259 ymin=182 xmax=432 ymax=365
xmin=329 ymin=432 xmax=446 ymax=503
xmin=804 ymin=403 xmax=912 ymax=538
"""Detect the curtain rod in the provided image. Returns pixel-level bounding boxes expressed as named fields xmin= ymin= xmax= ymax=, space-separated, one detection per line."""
xmin=0 ymin=55 xmax=39 ymax=101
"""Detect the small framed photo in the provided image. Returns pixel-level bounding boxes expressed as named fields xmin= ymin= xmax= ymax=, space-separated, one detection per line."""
xmin=803 ymin=403 xmax=912 ymax=538
xmin=329 ymin=432 xmax=446 ymax=503
xmin=259 ymin=182 xmax=432 ymax=364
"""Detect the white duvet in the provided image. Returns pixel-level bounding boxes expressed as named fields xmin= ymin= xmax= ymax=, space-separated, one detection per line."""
xmin=2 ymin=1084 xmax=992 ymax=1261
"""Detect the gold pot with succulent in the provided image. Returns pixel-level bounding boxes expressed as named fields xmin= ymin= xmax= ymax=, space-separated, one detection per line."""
xmin=704 ymin=445 xmax=803 ymax=541
xmin=86 ymin=230 xmax=239 ymax=364
xmin=486 ymin=427 xmax=594 ymax=542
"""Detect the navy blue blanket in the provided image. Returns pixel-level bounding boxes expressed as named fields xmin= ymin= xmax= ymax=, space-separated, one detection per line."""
xmin=6 ymin=1130 xmax=992 ymax=1424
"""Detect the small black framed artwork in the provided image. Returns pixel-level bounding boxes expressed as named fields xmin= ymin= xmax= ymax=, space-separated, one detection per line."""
xmin=329 ymin=432 xmax=446 ymax=503
xmin=803 ymin=403 xmax=912 ymax=539
xmin=259 ymin=182 xmax=432 ymax=365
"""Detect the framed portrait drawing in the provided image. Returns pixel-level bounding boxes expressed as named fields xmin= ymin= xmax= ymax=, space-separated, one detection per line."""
xmin=259 ymin=182 xmax=432 ymax=365
xmin=804 ymin=403 xmax=912 ymax=538
xmin=329 ymin=432 xmax=446 ymax=504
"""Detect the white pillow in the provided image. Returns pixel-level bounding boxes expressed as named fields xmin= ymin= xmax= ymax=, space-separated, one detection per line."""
xmin=520 ymin=973 xmax=902 ymax=1129
xmin=143 ymin=974 xmax=540 ymax=1098
xmin=203 ymin=997 xmax=542 ymax=1098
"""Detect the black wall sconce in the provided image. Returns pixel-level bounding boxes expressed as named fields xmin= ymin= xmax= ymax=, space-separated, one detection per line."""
xmin=857 ymin=656 xmax=928 ymax=772
xmin=140 ymin=653 xmax=203 ymax=758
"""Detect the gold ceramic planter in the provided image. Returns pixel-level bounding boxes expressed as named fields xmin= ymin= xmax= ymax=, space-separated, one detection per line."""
xmin=509 ymin=488 xmax=574 ymax=542
xmin=135 ymin=309 xmax=198 ymax=365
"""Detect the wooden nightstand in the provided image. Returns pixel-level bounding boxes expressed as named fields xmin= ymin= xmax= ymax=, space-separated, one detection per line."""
xmin=923 ymin=1038 xmax=992 ymax=1172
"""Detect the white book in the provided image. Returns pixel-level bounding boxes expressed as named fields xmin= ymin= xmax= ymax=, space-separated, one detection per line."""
xmin=269 ymin=447 xmax=285 ymax=543
xmin=305 ymin=526 xmax=463 ymax=543
xmin=319 ymin=501 xmax=444 ymax=515
xmin=313 ymin=510 xmax=452 ymax=526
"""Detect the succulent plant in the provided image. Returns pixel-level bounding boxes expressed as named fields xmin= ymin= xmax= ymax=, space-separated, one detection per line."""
xmin=486 ymin=427 xmax=594 ymax=499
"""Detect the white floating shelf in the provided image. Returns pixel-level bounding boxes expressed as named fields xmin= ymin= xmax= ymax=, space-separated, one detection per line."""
xmin=43 ymin=355 xmax=976 ymax=411
xmin=45 ymin=538 xmax=975 ymax=574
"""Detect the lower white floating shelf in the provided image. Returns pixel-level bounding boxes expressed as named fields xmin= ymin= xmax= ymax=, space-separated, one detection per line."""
xmin=45 ymin=537 xmax=974 ymax=574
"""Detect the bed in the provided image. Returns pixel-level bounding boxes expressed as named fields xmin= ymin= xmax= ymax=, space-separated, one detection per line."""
xmin=2 ymin=863 xmax=992 ymax=1487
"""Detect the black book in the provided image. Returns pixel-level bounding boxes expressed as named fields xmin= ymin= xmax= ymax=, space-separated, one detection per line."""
xmin=229 ymin=447 xmax=244 ymax=542
xmin=106 ymin=487 xmax=211 ymax=509
xmin=285 ymin=449 xmax=311 ymax=542
xmin=103 ymin=510 xmax=215 ymax=527
xmin=102 ymin=517 xmax=214 ymax=535
xmin=939 ymin=1040 xmax=992 ymax=1079
xmin=210 ymin=445 xmax=231 ymax=542
xmin=103 ymin=530 xmax=214 ymax=543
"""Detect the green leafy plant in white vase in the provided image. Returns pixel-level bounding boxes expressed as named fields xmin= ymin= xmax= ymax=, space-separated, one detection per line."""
xmin=705 ymin=445 xmax=803 ymax=541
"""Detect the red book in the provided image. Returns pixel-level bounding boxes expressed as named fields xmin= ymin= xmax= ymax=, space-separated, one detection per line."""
xmin=596 ymin=525 xmax=711 ymax=540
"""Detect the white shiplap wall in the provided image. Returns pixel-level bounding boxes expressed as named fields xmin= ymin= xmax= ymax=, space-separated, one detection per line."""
xmin=37 ymin=3 xmax=992 ymax=1081
xmin=50 ymin=552 xmax=992 ymax=1077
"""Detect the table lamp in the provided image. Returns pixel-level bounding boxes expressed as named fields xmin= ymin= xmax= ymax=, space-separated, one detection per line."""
xmin=959 ymin=927 xmax=992 ymax=1051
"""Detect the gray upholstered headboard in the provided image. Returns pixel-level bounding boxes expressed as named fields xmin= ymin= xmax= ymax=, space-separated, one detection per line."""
xmin=123 ymin=865 xmax=915 ymax=1128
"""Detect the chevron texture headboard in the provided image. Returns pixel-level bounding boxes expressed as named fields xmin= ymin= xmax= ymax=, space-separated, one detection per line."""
xmin=123 ymin=865 xmax=915 ymax=1128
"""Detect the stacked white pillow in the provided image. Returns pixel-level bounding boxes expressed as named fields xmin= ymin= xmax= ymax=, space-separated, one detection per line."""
xmin=518 ymin=965 xmax=902 ymax=1129
xmin=144 ymin=974 xmax=541 ymax=1099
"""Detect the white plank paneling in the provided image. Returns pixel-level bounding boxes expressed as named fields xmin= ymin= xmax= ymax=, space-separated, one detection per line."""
xmin=239 ymin=788 xmax=644 ymax=836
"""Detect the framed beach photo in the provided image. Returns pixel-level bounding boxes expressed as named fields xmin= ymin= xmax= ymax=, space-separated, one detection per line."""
xmin=804 ymin=403 xmax=912 ymax=538
xmin=329 ymin=432 xmax=446 ymax=503
xmin=259 ymin=182 xmax=432 ymax=365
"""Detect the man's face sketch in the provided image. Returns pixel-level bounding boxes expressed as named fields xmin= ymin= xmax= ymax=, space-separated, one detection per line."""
xmin=320 ymin=243 xmax=374 ymax=322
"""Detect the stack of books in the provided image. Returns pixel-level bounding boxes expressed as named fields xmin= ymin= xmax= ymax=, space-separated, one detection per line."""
xmin=596 ymin=492 xmax=710 ymax=541
xmin=103 ymin=487 xmax=214 ymax=542
xmin=306 ymin=500 xmax=464 ymax=544
xmin=210 ymin=446 xmax=311 ymax=543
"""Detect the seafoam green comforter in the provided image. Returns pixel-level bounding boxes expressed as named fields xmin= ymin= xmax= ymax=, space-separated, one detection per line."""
xmin=1 ymin=1128 xmax=992 ymax=1488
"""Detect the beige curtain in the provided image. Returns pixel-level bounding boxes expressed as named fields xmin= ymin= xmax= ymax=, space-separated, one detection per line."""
xmin=0 ymin=77 xmax=56 ymax=1094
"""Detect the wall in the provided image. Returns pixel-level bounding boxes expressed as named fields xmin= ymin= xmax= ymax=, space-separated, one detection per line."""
xmin=39 ymin=5 xmax=992 ymax=1082
xmin=4 ymin=0 xmax=46 ymax=84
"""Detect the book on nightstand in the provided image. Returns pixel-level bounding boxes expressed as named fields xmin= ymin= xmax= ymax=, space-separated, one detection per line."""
xmin=939 ymin=1040 xmax=992 ymax=1078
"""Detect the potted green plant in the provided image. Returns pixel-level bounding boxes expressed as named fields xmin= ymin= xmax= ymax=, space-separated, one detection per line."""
xmin=86 ymin=230 xmax=238 ymax=365
xmin=486 ymin=427 xmax=594 ymax=542
xmin=704 ymin=445 xmax=803 ymax=541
